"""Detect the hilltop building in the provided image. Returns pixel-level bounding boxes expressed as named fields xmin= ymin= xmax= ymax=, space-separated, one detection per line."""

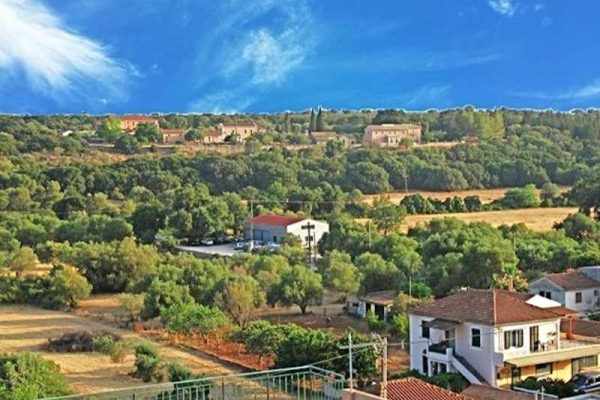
xmin=363 ymin=123 xmax=422 ymax=147
xmin=118 ymin=115 xmax=159 ymax=132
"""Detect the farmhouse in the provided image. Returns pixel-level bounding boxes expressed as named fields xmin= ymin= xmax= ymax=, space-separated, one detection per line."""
xmin=309 ymin=131 xmax=352 ymax=146
xmin=217 ymin=121 xmax=262 ymax=142
xmin=409 ymin=288 xmax=600 ymax=388
xmin=118 ymin=115 xmax=159 ymax=132
xmin=347 ymin=290 xmax=396 ymax=322
xmin=362 ymin=123 xmax=422 ymax=147
xmin=529 ymin=266 xmax=600 ymax=314
xmin=201 ymin=129 xmax=227 ymax=144
xmin=161 ymin=129 xmax=186 ymax=144
xmin=245 ymin=214 xmax=329 ymax=249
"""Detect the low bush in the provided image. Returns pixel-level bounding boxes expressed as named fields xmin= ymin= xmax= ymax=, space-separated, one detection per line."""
xmin=516 ymin=377 xmax=576 ymax=398
xmin=47 ymin=331 xmax=120 ymax=353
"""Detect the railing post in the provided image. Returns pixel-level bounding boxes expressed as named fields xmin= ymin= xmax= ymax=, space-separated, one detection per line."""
xmin=221 ymin=377 xmax=225 ymax=400
xmin=266 ymin=374 xmax=271 ymax=400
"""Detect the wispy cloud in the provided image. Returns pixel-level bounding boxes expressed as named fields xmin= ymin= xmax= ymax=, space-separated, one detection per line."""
xmin=0 ymin=0 xmax=131 ymax=103
xmin=189 ymin=0 xmax=315 ymax=113
xmin=512 ymin=79 xmax=600 ymax=101
xmin=488 ymin=0 xmax=517 ymax=17
xmin=405 ymin=85 xmax=452 ymax=108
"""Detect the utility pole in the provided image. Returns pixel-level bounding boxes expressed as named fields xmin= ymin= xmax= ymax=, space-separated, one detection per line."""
xmin=381 ymin=337 xmax=388 ymax=399
xmin=301 ymin=221 xmax=316 ymax=266
xmin=249 ymin=199 xmax=254 ymax=251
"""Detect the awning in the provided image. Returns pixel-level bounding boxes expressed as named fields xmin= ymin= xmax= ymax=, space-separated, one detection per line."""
xmin=422 ymin=318 xmax=460 ymax=330
xmin=506 ymin=345 xmax=600 ymax=368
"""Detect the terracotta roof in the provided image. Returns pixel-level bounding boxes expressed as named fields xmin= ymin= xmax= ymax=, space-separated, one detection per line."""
xmin=360 ymin=290 xmax=396 ymax=306
xmin=248 ymin=214 xmax=305 ymax=227
xmin=546 ymin=306 xmax=578 ymax=317
xmin=410 ymin=289 xmax=560 ymax=326
xmin=461 ymin=385 xmax=533 ymax=400
xmin=542 ymin=270 xmax=600 ymax=290
xmin=387 ymin=378 xmax=467 ymax=400
xmin=119 ymin=115 xmax=158 ymax=122
xmin=560 ymin=318 xmax=600 ymax=338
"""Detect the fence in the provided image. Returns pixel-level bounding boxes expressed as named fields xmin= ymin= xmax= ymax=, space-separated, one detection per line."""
xmin=43 ymin=365 xmax=346 ymax=400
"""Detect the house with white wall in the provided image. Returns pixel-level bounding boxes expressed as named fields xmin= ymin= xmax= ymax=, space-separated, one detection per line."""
xmin=529 ymin=267 xmax=600 ymax=314
xmin=409 ymin=288 xmax=600 ymax=388
xmin=245 ymin=214 xmax=329 ymax=250
xmin=346 ymin=290 xmax=395 ymax=321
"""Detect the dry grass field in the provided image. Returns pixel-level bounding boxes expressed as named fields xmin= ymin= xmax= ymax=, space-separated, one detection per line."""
xmin=0 ymin=305 xmax=240 ymax=395
xmin=402 ymin=207 xmax=578 ymax=232
xmin=362 ymin=186 xmax=571 ymax=205
xmin=356 ymin=207 xmax=578 ymax=232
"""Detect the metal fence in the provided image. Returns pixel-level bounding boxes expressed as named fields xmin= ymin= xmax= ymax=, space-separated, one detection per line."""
xmin=43 ymin=366 xmax=346 ymax=400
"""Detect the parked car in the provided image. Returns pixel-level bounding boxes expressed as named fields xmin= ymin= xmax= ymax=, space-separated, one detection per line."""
xmin=200 ymin=238 xmax=214 ymax=246
xmin=569 ymin=371 xmax=600 ymax=393
xmin=233 ymin=240 xmax=246 ymax=250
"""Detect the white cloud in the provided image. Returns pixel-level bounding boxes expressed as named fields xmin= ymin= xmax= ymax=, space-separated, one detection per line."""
xmin=405 ymin=85 xmax=453 ymax=108
xmin=512 ymin=79 xmax=600 ymax=101
xmin=0 ymin=0 xmax=129 ymax=101
xmin=189 ymin=0 xmax=314 ymax=112
xmin=488 ymin=0 xmax=517 ymax=16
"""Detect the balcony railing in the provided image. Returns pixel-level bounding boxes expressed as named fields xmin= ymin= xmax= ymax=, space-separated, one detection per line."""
xmin=429 ymin=340 xmax=455 ymax=354
xmin=42 ymin=365 xmax=345 ymax=400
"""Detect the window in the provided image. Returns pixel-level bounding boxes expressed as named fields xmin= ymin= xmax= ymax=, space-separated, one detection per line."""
xmin=576 ymin=292 xmax=583 ymax=303
xmin=530 ymin=326 xmax=540 ymax=352
xmin=421 ymin=323 xmax=430 ymax=339
xmin=536 ymin=363 xmax=553 ymax=376
xmin=504 ymin=329 xmax=524 ymax=349
xmin=595 ymin=289 xmax=599 ymax=296
xmin=539 ymin=290 xmax=552 ymax=299
xmin=471 ymin=328 xmax=481 ymax=348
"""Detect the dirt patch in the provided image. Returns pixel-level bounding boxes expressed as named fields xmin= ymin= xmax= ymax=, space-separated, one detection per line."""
xmin=0 ymin=305 xmax=241 ymax=394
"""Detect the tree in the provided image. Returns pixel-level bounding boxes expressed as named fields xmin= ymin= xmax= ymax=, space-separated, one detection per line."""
xmin=135 ymin=123 xmax=161 ymax=143
xmin=45 ymin=265 xmax=92 ymax=309
xmin=320 ymin=250 xmax=360 ymax=298
xmin=275 ymin=265 xmax=324 ymax=314
xmin=355 ymin=252 xmax=402 ymax=294
xmin=309 ymin=109 xmax=317 ymax=132
xmin=461 ymin=239 xmax=518 ymax=289
xmin=316 ymin=107 xmax=325 ymax=131
xmin=115 ymin=135 xmax=140 ymax=154
xmin=142 ymin=279 xmax=194 ymax=319
xmin=215 ymin=275 xmax=265 ymax=327
xmin=275 ymin=325 xmax=336 ymax=368
xmin=499 ymin=184 xmax=540 ymax=209
xmin=96 ymin=118 xmax=122 ymax=141
xmin=52 ymin=195 xmax=86 ymax=219
xmin=0 ymin=353 xmax=72 ymax=399
xmin=541 ymin=182 xmax=561 ymax=205
xmin=559 ymin=213 xmax=599 ymax=241
xmin=184 ymin=129 xmax=202 ymax=141
xmin=369 ymin=197 xmax=405 ymax=235
xmin=571 ymin=168 xmax=600 ymax=218
xmin=8 ymin=247 xmax=38 ymax=277
xmin=118 ymin=293 xmax=145 ymax=322
xmin=345 ymin=162 xmax=391 ymax=194
xmin=161 ymin=302 xmax=230 ymax=341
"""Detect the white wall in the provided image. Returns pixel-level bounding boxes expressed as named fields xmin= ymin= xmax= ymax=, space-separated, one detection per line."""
xmin=409 ymin=315 xmax=431 ymax=374
xmin=528 ymin=280 xmax=566 ymax=305
xmin=564 ymin=288 xmax=600 ymax=312
xmin=287 ymin=219 xmax=329 ymax=247
xmin=453 ymin=322 xmax=497 ymax=385
xmin=496 ymin=320 xmax=560 ymax=360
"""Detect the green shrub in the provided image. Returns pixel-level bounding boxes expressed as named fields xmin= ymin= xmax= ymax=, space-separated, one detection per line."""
xmin=0 ymin=353 xmax=72 ymax=400
xmin=516 ymin=377 xmax=576 ymax=398
xmin=92 ymin=335 xmax=115 ymax=354
xmin=109 ymin=341 xmax=128 ymax=363
xmin=366 ymin=310 xmax=386 ymax=332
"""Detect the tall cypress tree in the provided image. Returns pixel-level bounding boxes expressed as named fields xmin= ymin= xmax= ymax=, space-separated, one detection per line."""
xmin=316 ymin=107 xmax=325 ymax=131
xmin=309 ymin=108 xmax=317 ymax=132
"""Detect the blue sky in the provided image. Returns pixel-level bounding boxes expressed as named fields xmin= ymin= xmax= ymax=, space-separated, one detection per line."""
xmin=1 ymin=0 xmax=599 ymax=114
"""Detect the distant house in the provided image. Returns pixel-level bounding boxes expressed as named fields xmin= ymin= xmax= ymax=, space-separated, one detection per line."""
xmin=217 ymin=121 xmax=262 ymax=142
xmin=118 ymin=115 xmax=159 ymax=133
xmin=309 ymin=131 xmax=352 ymax=146
xmin=201 ymin=129 xmax=227 ymax=144
xmin=347 ymin=290 xmax=396 ymax=321
xmin=363 ymin=123 xmax=422 ymax=147
xmin=245 ymin=214 xmax=329 ymax=249
xmin=161 ymin=129 xmax=186 ymax=144
xmin=529 ymin=267 xmax=600 ymax=313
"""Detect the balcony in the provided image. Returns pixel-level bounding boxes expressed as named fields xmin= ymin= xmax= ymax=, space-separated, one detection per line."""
xmin=504 ymin=339 xmax=600 ymax=368
xmin=429 ymin=340 xmax=454 ymax=354
xmin=42 ymin=365 xmax=346 ymax=400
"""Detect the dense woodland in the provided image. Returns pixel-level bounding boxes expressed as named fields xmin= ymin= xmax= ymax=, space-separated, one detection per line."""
xmin=3 ymin=108 xmax=600 ymax=396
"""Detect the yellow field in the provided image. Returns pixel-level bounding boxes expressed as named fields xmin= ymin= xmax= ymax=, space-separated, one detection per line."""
xmin=358 ymin=207 xmax=578 ymax=233
xmin=362 ymin=187 xmax=570 ymax=205
xmin=0 ymin=305 xmax=240 ymax=394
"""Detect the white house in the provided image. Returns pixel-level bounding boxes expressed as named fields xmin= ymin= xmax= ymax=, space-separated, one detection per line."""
xmin=245 ymin=214 xmax=329 ymax=250
xmin=409 ymin=288 xmax=600 ymax=388
xmin=529 ymin=267 xmax=600 ymax=314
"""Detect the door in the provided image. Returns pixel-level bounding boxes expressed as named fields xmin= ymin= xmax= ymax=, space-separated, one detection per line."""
xmin=530 ymin=326 xmax=539 ymax=352
xmin=422 ymin=355 xmax=429 ymax=375
xmin=445 ymin=329 xmax=456 ymax=349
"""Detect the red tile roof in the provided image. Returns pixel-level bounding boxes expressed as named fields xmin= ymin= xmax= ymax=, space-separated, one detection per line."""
xmin=461 ymin=384 xmax=533 ymax=400
xmin=560 ymin=318 xmax=600 ymax=338
xmin=248 ymin=214 xmax=305 ymax=226
xmin=543 ymin=270 xmax=600 ymax=290
xmin=410 ymin=289 xmax=560 ymax=326
xmin=387 ymin=378 xmax=467 ymax=400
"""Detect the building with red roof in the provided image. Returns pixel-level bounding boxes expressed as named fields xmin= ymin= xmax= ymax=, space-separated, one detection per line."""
xmin=244 ymin=214 xmax=329 ymax=253
xmin=118 ymin=115 xmax=159 ymax=132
